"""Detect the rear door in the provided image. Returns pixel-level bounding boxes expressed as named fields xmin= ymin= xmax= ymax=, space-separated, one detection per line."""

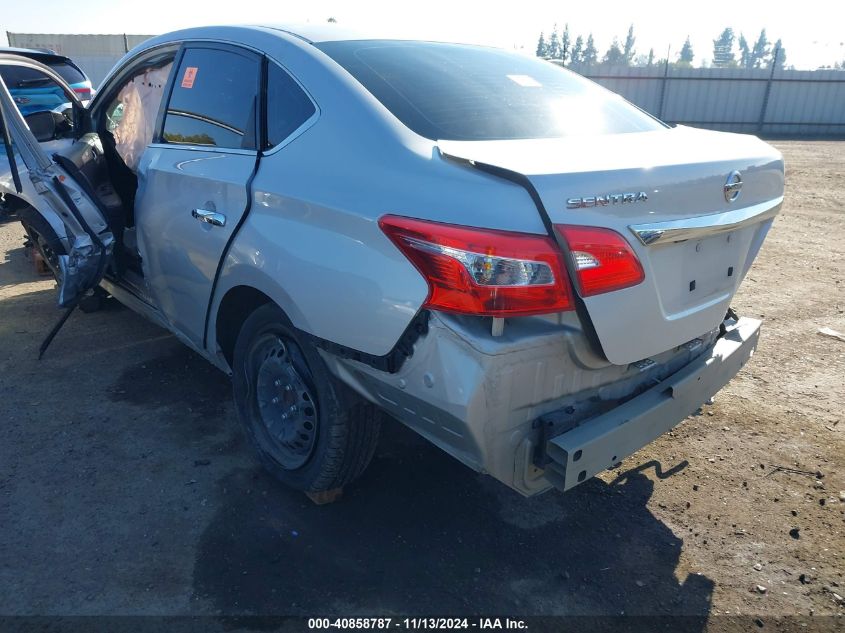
xmin=134 ymin=43 xmax=261 ymax=348
xmin=0 ymin=54 xmax=113 ymax=307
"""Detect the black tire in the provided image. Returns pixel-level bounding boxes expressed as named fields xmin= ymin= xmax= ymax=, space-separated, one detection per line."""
xmin=232 ymin=303 xmax=381 ymax=493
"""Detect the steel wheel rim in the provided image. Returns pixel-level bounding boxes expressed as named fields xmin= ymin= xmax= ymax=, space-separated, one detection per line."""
xmin=252 ymin=334 xmax=318 ymax=470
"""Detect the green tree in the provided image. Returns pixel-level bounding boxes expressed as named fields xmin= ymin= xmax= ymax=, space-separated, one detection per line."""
xmin=750 ymin=29 xmax=770 ymax=68
xmin=561 ymin=23 xmax=571 ymax=64
xmin=583 ymin=34 xmax=598 ymax=65
xmin=647 ymin=47 xmax=655 ymax=66
xmin=548 ymin=24 xmax=561 ymax=59
xmin=326 ymin=16 xmax=337 ymax=23
xmin=603 ymin=38 xmax=625 ymax=65
xmin=738 ymin=34 xmax=751 ymax=68
xmin=623 ymin=25 xmax=636 ymax=64
xmin=536 ymin=31 xmax=548 ymax=57
xmin=772 ymin=39 xmax=787 ymax=69
xmin=678 ymin=36 xmax=694 ymax=66
xmin=712 ymin=27 xmax=736 ymax=67
xmin=570 ymin=35 xmax=584 ymax=65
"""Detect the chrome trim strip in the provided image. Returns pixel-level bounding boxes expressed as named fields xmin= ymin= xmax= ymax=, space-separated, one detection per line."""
xmin=629 ymin=197 xmax=783 ymax=246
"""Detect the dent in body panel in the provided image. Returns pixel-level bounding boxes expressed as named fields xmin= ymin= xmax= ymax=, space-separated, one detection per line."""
xmin=440 ymin=129 xmax=783 ymax=366
xmin=213 ymin=187 xmax=428 ymax=357
xmin=321 ymin=311 xmax=720 ymax=495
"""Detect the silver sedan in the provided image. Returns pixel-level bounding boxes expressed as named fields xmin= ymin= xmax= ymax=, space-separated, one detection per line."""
xmin=0 ymin=25 xmax=783 ymax=499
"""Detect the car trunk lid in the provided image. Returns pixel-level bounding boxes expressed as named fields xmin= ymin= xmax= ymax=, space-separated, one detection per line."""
xmin=439 ymin=126 xmax=784 ymax=365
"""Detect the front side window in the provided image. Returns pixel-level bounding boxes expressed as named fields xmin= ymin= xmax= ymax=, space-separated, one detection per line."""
xmin=316 ymin=40 xmax=665 ymax=141
xmin=163 ymin=47 xmax=259 ymax=149
xmin=265 ymin=62 xmax=316 ymax=148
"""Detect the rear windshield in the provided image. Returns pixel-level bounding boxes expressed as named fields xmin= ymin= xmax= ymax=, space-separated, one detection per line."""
xmin=48 ymin=61 xmax=88 ymax=85
xmin=316 ymin=40 xmax=664 ymax=141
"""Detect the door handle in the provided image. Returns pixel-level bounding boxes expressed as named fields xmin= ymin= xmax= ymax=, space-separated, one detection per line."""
xmin=192 ymin=208 xmax=227 ymax=227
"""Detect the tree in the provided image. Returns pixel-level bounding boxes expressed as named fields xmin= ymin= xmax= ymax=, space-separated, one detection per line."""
xmin=327 ymin=16 xmax=337 ymax=23
xmin=678 ymin=36 xmax=694 ymax=66
xmin=632 ymin=53 xmax=651 ymax=66
xmin=583 ymin=34 xmax=598 ymax=65
xmin=772 ymin=39 xmax=787 ymax=69
xmin=647 ymin=48 xmax=655 ymax=66
xmin=623 ymin=25 xmax=636 ymax=64
xmin=738 ymin=34 xmax=751 ymax=68
xmin=603 ymin=38 xmax=625 ymax=65
xmin=561 ymin=23 xmax=571 ymax=64
xmin=548 ymin=24 xmax=561 ymax=60
xmin=570 ymin=35 xmax=584 ymax=65
xmin=750 ymin=29 xmax=770 ymax=68
xmin=712 ymin=27 xmax=736 ymax=67
xmin=536 ymin=32 xmax=548 ymax=57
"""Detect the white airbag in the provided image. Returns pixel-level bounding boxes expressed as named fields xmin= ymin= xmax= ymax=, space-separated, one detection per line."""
xmin=113 ymin=63 xmax=172 ymax=171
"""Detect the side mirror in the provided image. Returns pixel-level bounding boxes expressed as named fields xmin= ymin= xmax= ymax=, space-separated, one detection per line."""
xmin=24 ymin=111 xmax=57 ymax=143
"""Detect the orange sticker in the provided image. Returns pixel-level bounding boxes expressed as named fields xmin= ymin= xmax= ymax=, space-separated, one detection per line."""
xmin=181 ymin=67 xmax=198 ymax=89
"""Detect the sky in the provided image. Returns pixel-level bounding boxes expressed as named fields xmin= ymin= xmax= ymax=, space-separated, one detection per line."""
xmin=2 ymin=0 xmax=844 ymax=69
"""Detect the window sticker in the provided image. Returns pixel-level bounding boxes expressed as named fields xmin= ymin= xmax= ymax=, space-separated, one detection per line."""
xmin=506 ymin=74 xmax=542 ymax=87
xmin=181 ymin=67 xmax=198 ymax=89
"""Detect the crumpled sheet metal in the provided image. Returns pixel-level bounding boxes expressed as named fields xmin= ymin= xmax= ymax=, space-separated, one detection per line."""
xmin=56 ymin=233 xmax=114 ymax=308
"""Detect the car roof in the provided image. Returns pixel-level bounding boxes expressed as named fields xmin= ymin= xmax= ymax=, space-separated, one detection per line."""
xmin=260 ymin=24 xmax=467 ymax=45
xmin=262 ymin=24 xmax=376 ymax=43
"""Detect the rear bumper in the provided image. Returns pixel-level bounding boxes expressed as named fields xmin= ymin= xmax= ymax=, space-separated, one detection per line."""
xmin=543 ymin=317 xmax=761 ymax=491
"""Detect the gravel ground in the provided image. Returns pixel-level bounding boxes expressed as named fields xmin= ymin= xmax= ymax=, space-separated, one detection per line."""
xmin=0 ymin=140 xmax=842 ymax=630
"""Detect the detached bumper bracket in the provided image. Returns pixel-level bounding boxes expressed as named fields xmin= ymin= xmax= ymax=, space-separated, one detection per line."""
xmin=543 ymin=317 xmax=761 ymax=491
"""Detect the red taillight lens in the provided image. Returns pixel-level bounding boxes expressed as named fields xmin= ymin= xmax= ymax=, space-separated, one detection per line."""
xmin=73 ymin=86 xmax=92 ymax=100
xmin=380 ymin=215 xmax=573 ymax=317
xmin=555 ymin=225 xmax=645 ymax=297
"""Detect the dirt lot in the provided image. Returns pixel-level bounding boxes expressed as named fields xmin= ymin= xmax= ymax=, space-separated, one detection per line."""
xmin=0 ymin=141 xmax=843 ymax=628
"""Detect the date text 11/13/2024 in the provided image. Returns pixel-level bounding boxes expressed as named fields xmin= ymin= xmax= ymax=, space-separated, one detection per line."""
xmin=307 ymin=618 xmax=528 ymax=630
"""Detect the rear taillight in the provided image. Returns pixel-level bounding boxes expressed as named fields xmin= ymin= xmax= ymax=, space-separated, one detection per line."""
xmin=379 ymin=215 xmax=573 ymax=317
xmin=555 ymin=225 xmax=645 ymax=297
xmin=73 ymin=86 xmax=92 ymax=100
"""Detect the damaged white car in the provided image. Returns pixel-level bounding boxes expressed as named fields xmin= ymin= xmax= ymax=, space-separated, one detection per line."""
xmin=0 ymin=25 xmax=783 ymax=498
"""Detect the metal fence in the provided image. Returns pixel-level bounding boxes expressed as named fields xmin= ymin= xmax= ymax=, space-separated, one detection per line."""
xmin=572 ymin=63 xmax=845 ymax=138
xmin=8 ymin=32 xmax=845 ymax=138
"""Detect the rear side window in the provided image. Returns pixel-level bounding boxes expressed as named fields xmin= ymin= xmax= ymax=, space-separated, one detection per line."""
xmin=316 ymin=41 xmax=664 ymax=141
xmin=163 ymin=47 xmax=259 ymax=150
xmin=266 ymin=62 xmax=316 ymax=148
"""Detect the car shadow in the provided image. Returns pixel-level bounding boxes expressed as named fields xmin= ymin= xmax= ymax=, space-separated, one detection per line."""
xmin=0 ymin=287 xmax=713 ymax=622
xmin=0 ymin=242 xmax=39 ymax=287
xmin=192 ymin=420 xmax=714 ymax=620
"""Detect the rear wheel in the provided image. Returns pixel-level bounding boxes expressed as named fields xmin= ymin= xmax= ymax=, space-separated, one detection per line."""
xmin=232 ymin=303 xmax=381 ymax=493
